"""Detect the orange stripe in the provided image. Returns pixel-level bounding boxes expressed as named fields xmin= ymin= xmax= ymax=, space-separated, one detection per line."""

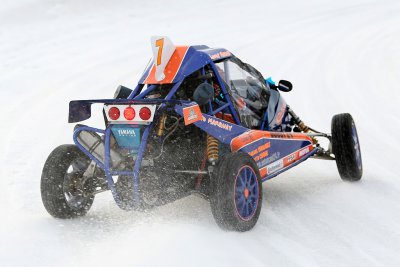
xmin=231 ymin=130 xmax=313 ymax=152
xmin=260 ymin=168 xmax=267 ymax=178
xmin=144 ymin=46 xmax=189 ymax=84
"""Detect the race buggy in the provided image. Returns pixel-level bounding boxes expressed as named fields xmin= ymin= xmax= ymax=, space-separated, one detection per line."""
xmin=41 ymin=37 xmax=363 ymax=231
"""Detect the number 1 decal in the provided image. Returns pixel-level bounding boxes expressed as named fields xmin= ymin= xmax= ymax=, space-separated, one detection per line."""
xmin=150 ymin=36 xmax=176 ymax=81
xmin=155 ymin=38 xmax=164 ymax=66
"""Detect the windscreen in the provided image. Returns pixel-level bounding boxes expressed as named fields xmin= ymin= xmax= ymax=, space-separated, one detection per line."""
xmin=215 ymin=57 xmax=270 ymax=128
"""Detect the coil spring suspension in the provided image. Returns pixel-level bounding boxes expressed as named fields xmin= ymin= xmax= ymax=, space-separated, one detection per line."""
xmin=156 ymin=113 xmax=167 ymax=137
xmin=207 ymin=134 xmax=219 ymax=163
xmin=287 ymin=106 xmax=318 ymax=144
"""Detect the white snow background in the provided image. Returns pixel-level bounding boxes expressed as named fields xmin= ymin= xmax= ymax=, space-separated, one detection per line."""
xmin=0 ymin=0 xmax=399 ymax=266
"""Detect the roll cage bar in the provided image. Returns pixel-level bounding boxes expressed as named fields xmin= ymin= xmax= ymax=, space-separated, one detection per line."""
xmin=129 ymin=59 xmax=242 ymax=125
xmin=69 ymin=56 xmax=273 ymax=210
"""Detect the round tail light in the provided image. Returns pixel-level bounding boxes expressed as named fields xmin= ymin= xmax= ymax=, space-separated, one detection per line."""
xmin=139 ymin=107 xmax=151 ymax=120
xmin=124 ymin=106 xmax=136 ymax=120
xmin=108 ymin=107 xmax=120 ymax=120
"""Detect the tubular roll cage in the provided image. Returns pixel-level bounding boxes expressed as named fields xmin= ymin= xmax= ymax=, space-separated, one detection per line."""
xmin=73 ymin=60 xmax=242 ymax=209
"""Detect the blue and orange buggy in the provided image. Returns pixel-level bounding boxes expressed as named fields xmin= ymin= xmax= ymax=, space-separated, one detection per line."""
xmin=41 ymin=37 xmax=363 ymax=231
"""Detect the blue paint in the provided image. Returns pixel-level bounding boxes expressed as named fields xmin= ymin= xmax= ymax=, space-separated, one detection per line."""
xmin=261 ymin=109 xmax=269 ymax=130
xmin=131 ymin=125 xmax=152 ymax=209
xmin=103 ymin=126 xmax=121 ymax=204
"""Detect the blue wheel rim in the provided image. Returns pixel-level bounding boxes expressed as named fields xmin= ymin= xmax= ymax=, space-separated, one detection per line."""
xmin=351 ymin=122 xmax=362 ymax=170
xmin=234 ymin=165 xmax=259 ymax=221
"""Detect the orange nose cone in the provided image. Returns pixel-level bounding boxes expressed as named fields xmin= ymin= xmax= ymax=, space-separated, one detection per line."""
xmin=244 ymin=188 xmax=249 ymax=199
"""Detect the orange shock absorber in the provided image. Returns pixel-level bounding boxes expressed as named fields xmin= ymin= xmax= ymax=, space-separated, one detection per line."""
xmin=288 ymin=106 xmax=318 ymax=144
xmin=207 ymin=134 xmax=219 ymax=163
xmin=156 ymin=113 xmax=167 ymax=137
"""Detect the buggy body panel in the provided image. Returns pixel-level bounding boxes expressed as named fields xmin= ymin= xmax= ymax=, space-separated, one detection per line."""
xmin=67 ymin=40 xmax=318 ymax=210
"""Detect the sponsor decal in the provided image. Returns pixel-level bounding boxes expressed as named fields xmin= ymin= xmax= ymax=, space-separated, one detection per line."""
xmin=267 ymin=159 xmax=284 ymax=174
xmin=207 ymin=117 xmax=233 ymax=131
xmin=183 ymin=104 xmax=203 ymax=125
xmin=210 ymin=50 xmax=232 ymax=60
xmin=249 ymin=142 xmax=270 ymax=157
xmin=257 ymin=152 xmax=280 ymax=168
xmin=283 ymin=152 xmax=298 ymax=167
xmin=117 ymin=129 xmax=136 ymax=136
xmin=258 ymin=145 xmax=314 ymax=178
xmin=299 ymin=147 xmax=310 ymax=157
xmin=286 ymin=153 xmax=296 ymax=163
xmin=270 ymin=132 xmax=294 ymax=139
xmin=111 ymin=126 xmax=141 ymax=149
xmin=188 ymin=109 xmax=197 ymax=121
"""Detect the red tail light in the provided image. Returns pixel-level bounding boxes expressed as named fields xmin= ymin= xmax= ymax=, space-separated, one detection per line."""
xmin=139 ymin=107 xmax=151 ymax=120
xmin=108 ymin=107 xmax=120 ymax=120
xmin=124 ymin=106 xmax=136 ymax=120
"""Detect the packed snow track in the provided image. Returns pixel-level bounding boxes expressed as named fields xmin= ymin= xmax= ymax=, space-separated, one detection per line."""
xmin=1 ymin=0 xmax=399 ymax=266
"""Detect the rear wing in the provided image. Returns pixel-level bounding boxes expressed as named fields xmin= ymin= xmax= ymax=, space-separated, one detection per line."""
xmin=68 ymin=99 xmax=186 ymax=123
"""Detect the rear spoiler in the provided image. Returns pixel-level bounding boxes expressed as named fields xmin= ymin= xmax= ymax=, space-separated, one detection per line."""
xmin=68 ymin=99 xmax=187 ymax=123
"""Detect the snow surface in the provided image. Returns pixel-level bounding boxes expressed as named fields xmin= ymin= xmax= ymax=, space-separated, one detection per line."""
xmin=1 ymin=0 xmax=400 ymax=266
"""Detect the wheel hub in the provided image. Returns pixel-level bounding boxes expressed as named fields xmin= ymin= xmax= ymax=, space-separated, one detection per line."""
xmin=234 ymin=165 xmax=259 ymax=221
xmin=244 ymin=187 xmax=249 ymax=199
xmin=63 ymin=158 xmax=91 ymax=209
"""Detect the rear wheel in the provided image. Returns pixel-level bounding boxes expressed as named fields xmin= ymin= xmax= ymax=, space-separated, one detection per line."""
xmin=331 ymin=113 xmax=363 ymax=181
xmin=210 ymin=152 xmax=262 ymax=231
xmin=41 ymin=145 xmax=95 ymax=218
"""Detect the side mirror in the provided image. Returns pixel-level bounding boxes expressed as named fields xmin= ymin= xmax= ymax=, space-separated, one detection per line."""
xmin=193 ymin=83 xmax=214 ymax=105
xmin=277 ymin=80 xmax=292 ymax=92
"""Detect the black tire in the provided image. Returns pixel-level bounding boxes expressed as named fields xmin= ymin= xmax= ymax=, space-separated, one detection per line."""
xmin=41 ymin=145 xmax=94 ymax=218
xmin=331 ymin=113 xmax=363 ymax=181
xmin=210 ymin=152 xmax=262 ymax=231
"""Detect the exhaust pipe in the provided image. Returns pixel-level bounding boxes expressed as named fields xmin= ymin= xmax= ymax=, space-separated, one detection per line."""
xmin=74 ymin=125 xmax=124 ymax=168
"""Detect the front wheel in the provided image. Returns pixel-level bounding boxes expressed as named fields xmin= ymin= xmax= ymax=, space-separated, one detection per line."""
xmin=331 ymin=113 xmax=363 ymax=181
xmin=41 ymin=144 xmax=95 ymax=218
xmin=210 ymin=152 xmax=262 ymax=231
